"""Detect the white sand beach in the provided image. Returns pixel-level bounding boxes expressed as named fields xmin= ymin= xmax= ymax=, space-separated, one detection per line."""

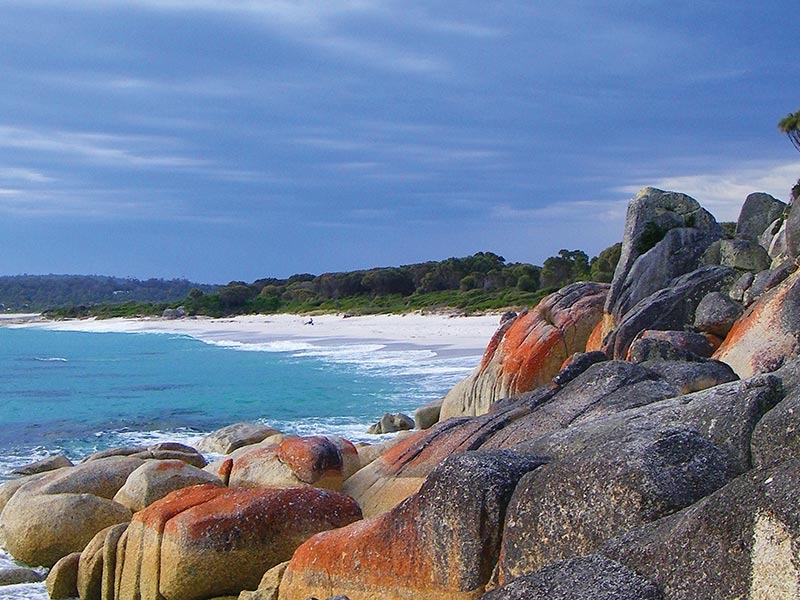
xmin=2 ymin=312 xmax=502 ymax=358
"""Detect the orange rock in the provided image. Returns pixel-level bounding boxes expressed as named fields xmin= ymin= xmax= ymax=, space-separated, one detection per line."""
xmin=116 ymin=484 xmax=361 ymax=600
xmin=440 ymin=282 xmax=609 ymax=419
xmin=713 ymin=269 xmax=800 ymax=377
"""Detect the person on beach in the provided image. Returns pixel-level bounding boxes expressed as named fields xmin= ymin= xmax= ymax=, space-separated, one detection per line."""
xmin=305 ymin=317 xmax=314 ymax=325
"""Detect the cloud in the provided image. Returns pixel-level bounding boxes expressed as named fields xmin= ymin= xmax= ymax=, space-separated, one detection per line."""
xmin=618 ymin=160 xmax=800 ymax=221
xmin=0 ymin=167 xmax=53 ymax=183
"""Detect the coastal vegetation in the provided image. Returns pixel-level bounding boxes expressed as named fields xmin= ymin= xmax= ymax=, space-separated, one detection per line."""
xmin=38 ymin=246 xmax=623 ymax=319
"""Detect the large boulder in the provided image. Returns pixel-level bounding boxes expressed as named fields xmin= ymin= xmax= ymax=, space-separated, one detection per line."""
xmin=750 ymin=359 xmax=800 ymax=468
xmin=603 ymin=266 xmax=736 ymax=359
xmin=113 ymin=459 xmax=223 ymax=512
xmin=479 ymin=555 xmax=661 ymax=600
xmin=196 ymin=422 xmax=281 ymax=455
xmin=118 ymin=484 xmax=362 ymax=600
xmin=82 ymin=442 xmax=206 ymax=469
xmin=783 ymin=196 xmax=800 ymax=258
xmin=735 ymin=192 xmax=786 ymax=243
xmin=694 ymin=291 xmax=744 ymax=337
xmin=718 ymin=238 xmax=771 ymax=272
xmin=441 ymin=282 xmax=608 ymax=418
xmin=11 ymin=454 xmax=73 ymax=476
xmin=713 ymin=268 xmax=800 ymax=377
xmin=0 ymin=456 xmax=141 ymax=567
xmin=279 ymin=451 xmax=545 ymax=600
xmin=46 ymin=552 xmax=81 ymax=599
xmin=605 ymin=188 xmax=721 ymax=323
xmin=602 ymin=458 xmax=800 ymax=600
xmin=77 ymin=523 xmax=128 ymax=600
xmin=497 ymin=374 xmax=782 ymax=581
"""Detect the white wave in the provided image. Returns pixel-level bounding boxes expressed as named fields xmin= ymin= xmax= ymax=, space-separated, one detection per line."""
xmin=0 ymin=549 xmax=48 ymax=600
xmin=33 ymin=357 xmax=68 ymax=362
xmin=202 ymin=338 xmax=317 ymax=353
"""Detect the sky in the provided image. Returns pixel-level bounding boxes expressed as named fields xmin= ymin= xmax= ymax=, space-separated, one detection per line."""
xmin=1 ymin=1 xmax=799 ymax=284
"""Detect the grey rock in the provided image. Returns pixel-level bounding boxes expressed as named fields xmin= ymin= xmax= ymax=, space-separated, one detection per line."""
xmin=367 ymin=412 xmax=414 ymax=434
xmin=761 ymin=217 xmax=788 ymax=259
xmin=640 ymin=359 xmax=739 ymax=394
xmin=742 ymin=260 xmax=796 ymax=306
xmin=480 ymin=555 xmax=661 ymax=600
xmin=719 ymin=238 xmax=771 ymax=272
xmin=627 ymin=334 xmax=711 ymax=362
xmin=81 ymin=443 xmax=207 ymax=468
xmin=729 ymin=271 xmax=754 ymax=302
xmin=694 ymin=291 xmax=744 ymax=337
xmin=197 ymin=423 xmax=281 ymax=454
xmin=603 ymin=266 xmax=737 ymax=359
xmin=497 ymin=375 xmax=782 ymax=579
xmin=735 ymin=192 xmax=786 ymax=242
xmin=700 ymin=239 xmax=721 ymax=265
xmin=161 ymin=306 xmax=186 ymax=319
xmin=750 ymin=359 xmax=800 ymax=468
xmin=606 ymin=187 xmax=721 ymax=320
xmin=602 ymin=458 xmax=800 ymax=600
xmin=483 ymin=361 xmax=678 ymax=449
xmin=551 ymin=351 xmax=608 ymax=386
xmin=414 ymin=399 xmax=443 ymax=430
xmin=0 ymin=567 xmax=45 ymax=586
xmin=11 ymin=454 xmax=73 ymax=476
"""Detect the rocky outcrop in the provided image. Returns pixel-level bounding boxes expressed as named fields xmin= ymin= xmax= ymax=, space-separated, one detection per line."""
xmin=82 ymin=442 xmax=207 ymax=468
xmin=366 ymin=412 xmax=414 ymax=434
xmin=118 ymin=484 xmax=361 ymax=600
xmin=750 ymin=359 xmax=800 ymax=468
xmin=603 ymin=458 xmax=800 ymax=600
xmin=713 ymin=268 xmax=800 ymax=377
xmin=479 ymin=555 xmax=661 ymax=600
xmin=694 ymin=291 xmax=744 ymax=337
xmin=605 ymin=188 xmax=721 ymax=323
xmin=196 ymin=422 xmax=281 ymax=455
xmin=113 ymin=459 xmax=223 ymax=512
xmin=0 ymin=456 xmax=141 ymax=567
xmin=718 ymin=238 xmax=772 ymax=272
xmin=441 ymin=282 xmax=608 ymax=418
xmin=627 ymin=330 xmax=716 ymax=360
xmin=77 ymin=523 xmax=128 ymax=600
xmin=280 ymin=451 xmax=545 ymax=600
xmin=602 ymin=266 xmax=736 ymax=359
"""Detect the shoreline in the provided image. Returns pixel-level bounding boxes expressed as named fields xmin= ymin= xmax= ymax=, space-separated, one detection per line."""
xmin=1 ymin=312 xmax=502 ymax=360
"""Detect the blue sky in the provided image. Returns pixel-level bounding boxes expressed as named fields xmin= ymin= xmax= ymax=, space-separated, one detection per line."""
xmin=1 ymin=1 xmax=798 ymax=283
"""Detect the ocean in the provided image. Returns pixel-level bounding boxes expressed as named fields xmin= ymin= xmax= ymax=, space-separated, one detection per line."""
xmin=0 ymin=325 xmax=481 ymax=599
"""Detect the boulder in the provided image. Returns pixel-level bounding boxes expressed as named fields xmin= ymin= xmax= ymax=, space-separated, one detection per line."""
xmin=113 ymin=459 xmax=223 ymax=512
xmin=783 ymin=196 xmax=800 ymax=258
xmin=441 ymin=282 xmax=608 ymax=418
xmin=497 ymin=375 xmax=782 ymax=580
xmin=77 ymin=523 xmax=128 ymax=600
xmin=602 ymin=266 xmax=736 ymax=359
xmin=0 ymin=456 xmax=140 ymax=567
xmin=119 ymin=485 xmax=362 ymax=600
xmin=196 ymin=423 xmax=282 ymax=455
xmin=366 ymin=412 xmax=414 ymax=434
xmin=602 ymin=459 xmax=800 ymax=600
xmin=741 ymin=260 xmax=796 ymax=306
xmin=638 ymin=359 xmax=738 ymax=394
xmin=46 ymin=552 xmax=81 ymax=599
xmin=479 ymin=555 xmax=661 ymax=600
xmin=694 ymin=291 xmax=744 ymax=337
xmin=413 ymin=399 xmax=443 ymax=429
xmin=0 ymin=491 xmax=131 ymax=568
xmin=713 ymin=269 xmax=800 ymax=377
xmin=719 ymin=238 xmax=771 ymax=272
xmin=627 ymin=331 xmax=715 ymax=361
xmin=605 ymin=187 xmax=721 ymax=323
xmin=279 ymin=451 xmax=545 ymax=600
xmin=0 ymin=566 xmax=44 ymax=585
xmin=735 ymin=192 xmax=786 ymax=243
xmin=481 ymin=361 xmax=678 ymax=449
xmin=729 ymin=271 xmax=755 ymax=302
xmin=229 ymin=436 xmax=347 ymax=491
xmin=11 ymin=454 xmax=73 ymax=476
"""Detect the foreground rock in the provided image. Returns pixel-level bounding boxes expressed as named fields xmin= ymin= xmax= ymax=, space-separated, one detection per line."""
xmin=441 ymin=282 xmax=608 ymax=418
xmin=113 ymin=459 xmax=223 ymax=512
xmin=603 ymin=458 xmax=800 ymax=599
xmin=280 ymin=451 xmax=545 ymax=600
xmin=117 ymin=484 xmax=362 ymax=600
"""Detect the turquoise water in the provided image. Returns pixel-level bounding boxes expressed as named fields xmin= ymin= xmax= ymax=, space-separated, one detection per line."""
xmin=0 ymin=326 xmax=477 ymax=477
